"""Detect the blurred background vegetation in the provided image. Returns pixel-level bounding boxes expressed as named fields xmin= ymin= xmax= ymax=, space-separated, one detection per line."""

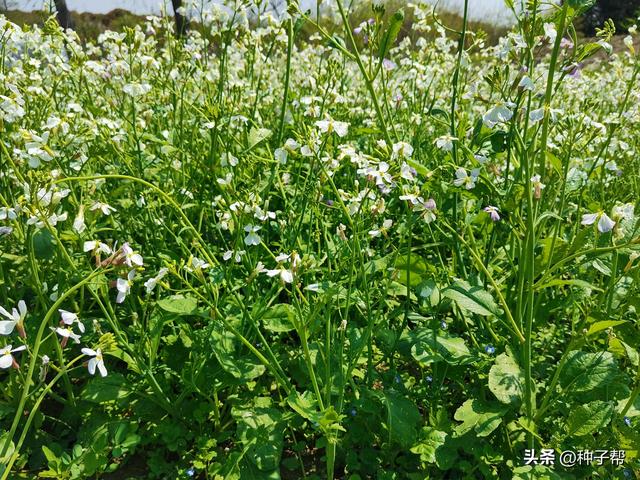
xmin=0 ymin=0 xmax=638 ymax=43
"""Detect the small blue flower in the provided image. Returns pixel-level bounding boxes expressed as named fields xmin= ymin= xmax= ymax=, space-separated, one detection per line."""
xmin=350 ymin=407 xmax=357 ymax=417
xmin=440 ymin=320 xmax=447 ymax=330
xmin=426 ymin=375 xmax=433 ymax=383
xmin=186 ymin=468 xmax=195 ymax=477
xmin=484 ymin=345 xmax=496 ymax=355
xmin=624 ymin=416 xmax=632 ymax=427
xmin=394 ymin=374 xmax=402 ymax=384
xmin=623 ymin=468 xmax=632 ymax=478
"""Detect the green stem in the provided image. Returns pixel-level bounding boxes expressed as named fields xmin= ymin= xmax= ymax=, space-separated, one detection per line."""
xmin=334 ymin=0 xmax=392 ymax=146
xmin=0 ymin=269 xmax=110 ymax=460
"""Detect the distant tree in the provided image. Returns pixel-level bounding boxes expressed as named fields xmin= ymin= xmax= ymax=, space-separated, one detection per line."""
xmin=171 ymin=0 xmax=188 ymax=37
xmin=583 ymin=0 xmax=640 ymax=35
xmin=54 ymin=0 xmax=74 ymax=30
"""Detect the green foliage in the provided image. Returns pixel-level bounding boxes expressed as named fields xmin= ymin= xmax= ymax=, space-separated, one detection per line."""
xmin=1 ymin=0 xmax=640 ymax=479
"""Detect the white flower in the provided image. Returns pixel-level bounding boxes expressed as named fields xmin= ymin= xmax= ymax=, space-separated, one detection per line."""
xmin=123 ymin=82 xmax=151 ymax=97
xmin=266 ymin=267 xmax=294 ymax=283
xmin=0 ymin=345 xmax=26 ymax=369
xmin=0 ymin=300 xmax=27 ymax=336
xmin=368 ymin=162 xmax=393 ymax=187
xmin=315 ymin=118 xmax=349 ymax=137
xmin=59 ymin=309 xmax=85 ymax=333
xmin=453 ymin=168 xmax=479 ymax=189
xmin=581 ymin=211 xmax=616 ymax=233
xmin=90 ymin=202 xmax=117 ymax=216
xmin=530 ymin=174 xmax=546 ymax=199
xmin=392 ymin=142 xmax=413 ymax=160
xmin=483 ymin=102 xmax=515 ymax=128
xmin=529 ymin=108 xmax=544 ymax=123
xmin=413 ymin=198 xmax=437 ymax=223
xmin=369 ymin=219 xmax=393 ymax=237
xmin=84 ymin=240 xmax=112 ymax=255
xmin=217 ymin=173 xmax=233 ymax=186
xmin=0 ymin=207 xmax=17 ymax=221
xmin=400 ymin=162 xmax=416 ymax=181
xmin=544 ymin=22 xmax=557 ymax=42
xmin=81 ymin=348 xmax=107 ymax=377
xmin=116 ymin=270 xmax=136 ymax=303
xmin=435 ymin=135 xmax=456 ymax=152
xmin=223 ymin=250 xmax=245 ymax=262
xmin=518 ymin=76 xmax=534 ymax=91
xmin=274 ymin=148 xmax=288 ymax=164
xmin=121 ymin=243 xmax=144 ymax=267
xmin=244 ymin=224 xmax=262 ymax=246
xmin=54 ymin=325 xmax=81 ymax=344
xmin=190 ymin=257 xmax=210 ymax=271
xmin=144 ymin=267 xmax=169 ymax=293
xmin=73 ymin=205 xmax=86 ymax=233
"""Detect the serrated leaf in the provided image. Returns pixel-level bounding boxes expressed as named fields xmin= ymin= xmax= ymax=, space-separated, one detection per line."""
xmin=565 ymin=400 xmax=614 ymax=436
xmin=489 ymin=353 xmax=525 ymax=405
xmin=443 ymin=280 xmax=500 ymax=317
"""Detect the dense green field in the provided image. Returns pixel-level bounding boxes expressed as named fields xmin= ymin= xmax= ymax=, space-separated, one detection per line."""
xmin=1 ymin=1 xmax=639 ymax=478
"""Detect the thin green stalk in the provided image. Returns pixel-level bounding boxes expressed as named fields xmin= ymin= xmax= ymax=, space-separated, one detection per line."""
xmin=2 ymin=356 xmax=85 ymax=479
xmin=334 ymin=0 xmax=392 ymax=146
xmin=277 ymin=14 xmax=294 ymax=144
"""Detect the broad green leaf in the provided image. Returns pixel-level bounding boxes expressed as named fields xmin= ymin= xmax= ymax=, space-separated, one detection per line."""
xmin=248 ymin=127 xmax=271 ymax=149
xmin=211 ymin=330 xmax=265 ymax=380
xmin=410 ymin=427 xmax=447 ymax=464
xmin=377 ymin=10 xmax=404 ymax=66
xmin=417 ymin=278 xmax=440 ymax=307
xmin=81 ymin=373 xmax=129 ymax=403
xmin=512 ymin=465 xmax=565 ymax=480
xmin=235 ymin=407 xmax=283 ymax=471
xmin=559 ymin=350 xmax=619 ymax=394
xmin=394 ymin=254 xmax=427 ymax=287
xmin=261 ymin=304 xmax=296 ymax=332
xmin=587 ymin=320 xmax=627 ymax=336
xmin=287 ymin=391 xmax=320 ymax=423
xmin=536 ymin=278 xmax=601 ymax=291
xmin=33 ymin=229 xmax=55 ymax=260
xmin=609 ymin=338 xmax=639 ymax=367
xmin=454 ymin=399 xmax=508 ymax=437
xmin=156 ymin=295 xmax=198 ymax=314
xmin=382 ymin=392 xmax=421 ymax=449
xmin=0 ymin=431 xmax=15 ymax=464
xmin=488 ymin=353 xmax=525 ymax=405
xmin=443 ymin=280 xmax=500 ymax=317
xmin=565 ymin=400 xmax=614 ymax=436
xmin=410 ymin=328 xmax=472 ymax=366
xmin=239 ymin=460 xmax=281 ymax=480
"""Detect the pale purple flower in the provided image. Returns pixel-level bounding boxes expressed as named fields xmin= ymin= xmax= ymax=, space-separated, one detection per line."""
xmin=484 ymin=206 xmax=500 ymax=221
